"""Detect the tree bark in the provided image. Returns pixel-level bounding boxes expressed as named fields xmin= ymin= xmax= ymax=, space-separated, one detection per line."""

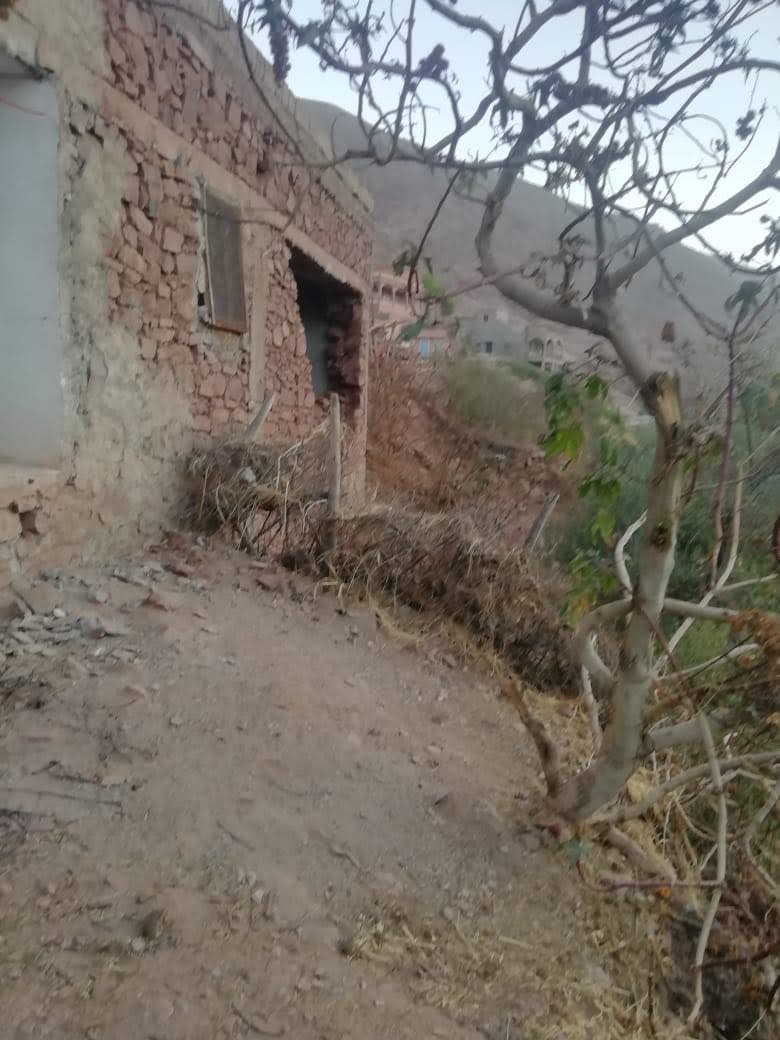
xmin=555 ymin=370 xmax=685 ymax=821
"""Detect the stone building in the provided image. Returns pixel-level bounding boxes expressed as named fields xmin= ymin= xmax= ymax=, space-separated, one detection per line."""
xmin=0 ymin=0 xmax=373 ymax=594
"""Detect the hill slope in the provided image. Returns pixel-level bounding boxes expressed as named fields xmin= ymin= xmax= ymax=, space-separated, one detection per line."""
xmin=301 ymin=98 xmax=775 ymax=396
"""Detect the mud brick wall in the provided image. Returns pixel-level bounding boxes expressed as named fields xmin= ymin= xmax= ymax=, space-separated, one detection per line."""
xmin=107 ymin=122 xmax=255 ymax=436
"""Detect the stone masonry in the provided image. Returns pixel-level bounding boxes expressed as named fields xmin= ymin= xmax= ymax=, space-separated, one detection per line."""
xmin=0 ymin=0 xmax=373 ymax=596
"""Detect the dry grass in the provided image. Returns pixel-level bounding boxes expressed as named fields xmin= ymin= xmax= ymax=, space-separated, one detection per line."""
xmin=325 ymin=509 xmax=577 ymax=692
xmin=186 ymin=430 xmax=576 ymax=691
xmin=340 ymin=891 xmax=697 ymax=1039
xmin=186 ymin=425 xmax=331 ymax=553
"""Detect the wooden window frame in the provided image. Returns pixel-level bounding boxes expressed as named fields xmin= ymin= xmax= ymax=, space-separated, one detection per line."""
xmin=202 ymin=186 xmax=248 ymax=334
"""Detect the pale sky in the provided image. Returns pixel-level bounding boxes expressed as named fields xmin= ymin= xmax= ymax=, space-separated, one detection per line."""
xmin=250 ymin=1 xmax=780 ymax=260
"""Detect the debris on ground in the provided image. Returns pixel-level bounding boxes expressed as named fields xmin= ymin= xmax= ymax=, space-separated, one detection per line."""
xmin=0 ymin=547 xmax=770 ymax=1038
xmin=186 ymin=431 xmax=575 ymax=691
xmin=323 ymin=510 xmax=576 ymax=692
xmin=187 ymin=426 xmax=332 ymax=551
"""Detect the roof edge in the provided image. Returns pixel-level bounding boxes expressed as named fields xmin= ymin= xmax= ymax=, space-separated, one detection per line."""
xmin=161 ymin=0 xmax=373 ymax=219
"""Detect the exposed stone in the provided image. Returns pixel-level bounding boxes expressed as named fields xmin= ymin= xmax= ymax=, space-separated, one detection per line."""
xmin=140 ymin=338 xmax=158 ymax=361
xmin=118 ymin=244 xmax=147 ymax=276
xmin=143 ymin=588 xmax=182 ymax=612
xmin=129 ymin=205 xmax=154 ymax=237
xmin=0 ymin=509 xmax=22 ymax=544
xmin=175 ymin=252 xmax=198 ymax=278
xmin=161 ymin=226 xmax=184 ymax=253
xmin=224 ymin=376 xmax=244 ymax=405
xmin=124 ymin=1 xmax=145 ymax=37
xmin=198 ymin=373 xmax=227 ymax=398
xmin=11 ymin=578 xmax=62 ymax=616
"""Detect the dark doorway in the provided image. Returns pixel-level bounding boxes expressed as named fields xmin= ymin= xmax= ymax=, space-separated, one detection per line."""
xmin=290 ymin=248 xmax=336 ymax=398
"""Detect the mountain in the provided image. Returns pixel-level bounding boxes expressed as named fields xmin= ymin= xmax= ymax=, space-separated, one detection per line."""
xmin=300 ymin=98 xmax=776 ymax=399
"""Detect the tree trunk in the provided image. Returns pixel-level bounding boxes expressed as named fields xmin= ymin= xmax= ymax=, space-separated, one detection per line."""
xmin=554 ymin=371 xmax=684 ymax=821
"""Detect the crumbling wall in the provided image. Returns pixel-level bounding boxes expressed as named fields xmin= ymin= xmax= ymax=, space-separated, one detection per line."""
xmin=0 ymin=0 xmax=372 ymax=598
xmin=263 ymin=240 xmax=319 ymax=443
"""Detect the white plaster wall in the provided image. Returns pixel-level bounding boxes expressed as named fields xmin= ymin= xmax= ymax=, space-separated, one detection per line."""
xmin=0 ymin=72 xmax=62 ymax=466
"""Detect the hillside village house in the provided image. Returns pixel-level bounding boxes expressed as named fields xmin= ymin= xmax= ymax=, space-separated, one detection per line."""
xmin=0 ymin=0 xmax=373 ymax=597
xmin=459 ymin=311 xmax=566 ymax=371
xmin=371 ymin=271 xmax=451 ymax=358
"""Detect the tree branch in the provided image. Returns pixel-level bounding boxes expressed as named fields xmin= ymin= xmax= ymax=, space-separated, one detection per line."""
xmin=606 ymin=138 xmax=780 ymax=290
xmin=688 ymin=712 xmax=727 ymax=1026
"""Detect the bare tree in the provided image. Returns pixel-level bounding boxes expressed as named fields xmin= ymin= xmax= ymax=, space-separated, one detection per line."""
xmin=215 ymin=0 xmax=780 ymax=804
xmin=149 ymin=0 xmax=780 ymax=1022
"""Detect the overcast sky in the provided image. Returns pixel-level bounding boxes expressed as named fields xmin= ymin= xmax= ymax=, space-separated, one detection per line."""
xmin=249 ymin=1 xmax=780 ymax=259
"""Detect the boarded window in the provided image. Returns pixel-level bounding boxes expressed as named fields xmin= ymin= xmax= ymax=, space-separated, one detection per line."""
xmin=203 ymin=187 xmax=247 ymax=333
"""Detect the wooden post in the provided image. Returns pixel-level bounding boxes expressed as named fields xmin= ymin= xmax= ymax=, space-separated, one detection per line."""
xmin=524 ymin=492 xmax=560 ymax=551
xmin=247 ymin=390 xmax=276 ymax=440
xmin=328 ymin=392 xmax=342 ymax=516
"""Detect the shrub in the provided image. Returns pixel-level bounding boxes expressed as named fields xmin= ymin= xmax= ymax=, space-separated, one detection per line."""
xmin=444 ymin=356 xmax=547 ymax=444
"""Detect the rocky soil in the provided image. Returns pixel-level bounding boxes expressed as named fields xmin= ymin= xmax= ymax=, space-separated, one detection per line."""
xmin=1 ymin=537 xmax=621 ymax=1040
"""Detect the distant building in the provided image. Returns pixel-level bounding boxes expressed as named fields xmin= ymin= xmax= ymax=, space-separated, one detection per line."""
xmin=371 ymin=271 xmax=451 ymax=358
xmin=458 ymin=312 xmax=525 ymax=360
xmin=525 ymin=325 xmax=566 ymax=371
xmin=459 ymin=312 xmax=567 ymax=371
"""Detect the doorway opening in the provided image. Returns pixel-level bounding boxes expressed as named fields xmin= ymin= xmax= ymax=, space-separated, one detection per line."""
xmin=289 ymin=247 xmax=363 ymax=414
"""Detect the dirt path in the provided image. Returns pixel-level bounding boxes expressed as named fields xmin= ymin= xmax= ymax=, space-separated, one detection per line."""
xmin=0 ymin=542 xmax=609 ymax=1040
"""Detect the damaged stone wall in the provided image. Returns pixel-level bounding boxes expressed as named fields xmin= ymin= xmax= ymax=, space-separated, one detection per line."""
xmin=263 ymin=240 xmax=318 ymax=443
xmin=0 ymin=0 xmax=372 ymax=598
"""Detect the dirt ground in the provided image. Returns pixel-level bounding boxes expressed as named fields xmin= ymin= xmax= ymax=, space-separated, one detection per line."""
xmin=0 ymin=539 xmax=622 ymax=1040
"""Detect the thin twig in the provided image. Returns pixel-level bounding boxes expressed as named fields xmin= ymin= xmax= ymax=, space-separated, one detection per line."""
xmin=501 ymin=678 xmax=562 ymax=798
xmin=663 ymin=462 xmax=745 ymax=665
xmin=598 ymin=751 xmax=780 ymax=824
xmin=580 ymin=638 xmax=602 ymax=755
xmin=688 ymin=712 xmax=727 ymax=1025
xmin=614 ymin=512 xmax=646 ymax=595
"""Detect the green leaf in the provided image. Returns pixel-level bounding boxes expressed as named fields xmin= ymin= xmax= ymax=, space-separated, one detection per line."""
xmin=562 ymin=837 xmax=592 ymax=866
xmin=599 ymin=436 xmax=618 ymax=467
xmin=543 ymin=424 xmax=584 ymax=464
xmin=590 ymin=507 xmax=615 ymax=544
xmin=584 ymin=374 xmax=609 ymax=400
xmin=392 ymin=249 xmax=411 ymax=276
xmin=421 ymin=270 xmax=444 ymax=297
xmin=399 ymin=317 xmax=426 ymax=341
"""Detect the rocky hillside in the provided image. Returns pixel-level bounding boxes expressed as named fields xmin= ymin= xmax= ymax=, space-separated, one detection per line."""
xmin=301 ymin=98 xmax=776 ymax=399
